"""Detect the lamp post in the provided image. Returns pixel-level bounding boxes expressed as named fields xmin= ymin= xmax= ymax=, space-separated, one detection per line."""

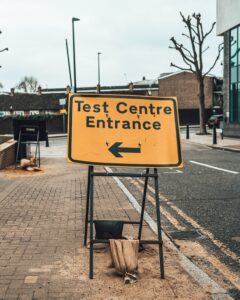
xmin=72 ymin=17 xmax=80 ymax=93
xmin=97 ymin=52 xmax=101 ymax=93
xmin=65 ymin=39 xmax=72 ymax=89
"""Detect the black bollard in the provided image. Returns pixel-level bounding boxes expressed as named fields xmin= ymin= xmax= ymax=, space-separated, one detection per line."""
xmin=45 ymin=131 xmax=49 ymax=147
xmin=186 ymin=124 xmax=190 ymax=139
xmin=213 ymin=125 xmax=217 ymax=144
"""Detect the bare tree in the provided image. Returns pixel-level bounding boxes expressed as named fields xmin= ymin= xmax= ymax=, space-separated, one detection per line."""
xmin=169 ymin=12 xmax=223 ymax=134
xmin=16 ymin=76 xmax=39 ymax=93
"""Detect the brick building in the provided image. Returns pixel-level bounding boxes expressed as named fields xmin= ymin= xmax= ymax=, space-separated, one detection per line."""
xmin=158 ymin=71 xmax=217 ymax=109
xmin=158 ymin=71 xmax=222 ymax=124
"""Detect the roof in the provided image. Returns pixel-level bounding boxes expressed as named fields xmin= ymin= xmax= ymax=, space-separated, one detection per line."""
xmin=0 ymin=93 xmax=66 ymax=110
xmin=41 ymin=82 xmax=158 ymax=94
xmin=0 ymin=87 xmax=157 ymax=111
xmin=158 ymin=70 xmax=214 ymax=80
xmin=132 ymin=79 xmax=158 ymax=86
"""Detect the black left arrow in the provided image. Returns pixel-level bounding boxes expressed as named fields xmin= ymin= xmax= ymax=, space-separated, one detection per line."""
xmin=108 ymin=142 xmax=141 ymax=158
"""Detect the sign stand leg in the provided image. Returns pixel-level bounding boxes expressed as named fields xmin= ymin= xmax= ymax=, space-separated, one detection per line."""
xmin=138 ymin=168 xmax=149 ymax=241
xmin=154 ymin=168 xmax=165 ymax=279
xmin=84 ymin=166 xmax=91 ymax=246
xmin=84 ymin=168 xmax=165 ymax=279
xmin=89 ymin=165 xmax=94 ymax=279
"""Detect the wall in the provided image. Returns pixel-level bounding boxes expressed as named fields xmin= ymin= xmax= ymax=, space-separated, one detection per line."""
xmin=158 ymin=72 xmax=213 ymax=109
xmin=216 ymin=0 xmax=240 ymax=35
xmin=222 ymin=31 xmax=240 ymax=137
xmin=223 ymin=32 xmax=230 ymax=120
xmin=0 ymin=115 xmax=67 ymax=135
xmin=179 ymin=109 xmax=213 ymax=125
xmin=0 ymin=135 xmax=12 ymax=144
xmin=0 ymin=139 xmax=17 ymax=170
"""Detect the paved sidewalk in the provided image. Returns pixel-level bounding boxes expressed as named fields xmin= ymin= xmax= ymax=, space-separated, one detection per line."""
xmin=0 ymin=157 xmax=213 ymax=300
xmin=181 ymin=130 xmax=240 ymax=152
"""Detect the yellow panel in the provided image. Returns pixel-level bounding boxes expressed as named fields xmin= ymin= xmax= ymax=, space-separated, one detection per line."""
xmin=68 ymin=94 xmax=183 ymax=168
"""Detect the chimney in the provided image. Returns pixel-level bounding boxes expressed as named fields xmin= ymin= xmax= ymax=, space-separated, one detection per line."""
xmin=37 ymin=85 xmax=42 ymax=95
xmin=66 ymin=85 xmax=71 ymax=94
xmin=10 ymin=88 xmax=14 ymax=96
xmin=96 ymin=84 xmax=100 ymax=94
xmin=128 ymin=82 xmax=134 ymax=92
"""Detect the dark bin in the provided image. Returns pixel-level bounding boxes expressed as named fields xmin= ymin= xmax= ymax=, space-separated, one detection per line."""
xmin=94 ymin=220 xmax=124 ymax=239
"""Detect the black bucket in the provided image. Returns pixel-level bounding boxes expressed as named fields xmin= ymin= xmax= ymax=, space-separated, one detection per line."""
xmin=94 ymin=220 xmax=124 ymax=239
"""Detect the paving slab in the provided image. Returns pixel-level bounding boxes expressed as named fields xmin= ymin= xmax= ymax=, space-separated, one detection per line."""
xmin=0 ymin=157 xmax=216 ymax=299
xmin=181 ymin=131 xmax=240 ymax=152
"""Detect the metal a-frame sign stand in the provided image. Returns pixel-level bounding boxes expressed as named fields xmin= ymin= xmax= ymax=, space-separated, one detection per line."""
xmin=68 ymin=93 xmax=183 ymax=280
xmin=83 ymin=166 xmax=165 ymax=279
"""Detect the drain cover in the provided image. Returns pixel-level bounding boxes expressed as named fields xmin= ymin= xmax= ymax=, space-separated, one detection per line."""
xmin=168 ymin=230 xmax=202 ymax=240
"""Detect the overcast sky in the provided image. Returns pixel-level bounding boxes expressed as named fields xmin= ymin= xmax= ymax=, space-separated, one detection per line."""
xmin=0 ymin=0 xmax=223 ymax=91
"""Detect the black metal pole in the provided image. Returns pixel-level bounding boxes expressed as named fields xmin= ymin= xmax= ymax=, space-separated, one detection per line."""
xmin=72 ymin=17 xmax=80 ymax=93
xmin=153 ymin=168 xmax=165 ymax=279
xmin=84 ymin=166 xmax=91 ymax=246
xmin=138 ymin=168 xmax=149 ymax=241
xmin=98 ymin=52 xmax=101 ymax=86
xmin=45 ymin=131 xmax=49 ymax=147
xmin=65 ymin=38 xmax=73 ymax=88
xmin=97 ymin=52 xmax=101 ymax=93
xmin=213 ymin=125 xmax=217 ymax=144
xmin=89 ymin=166 xmax=94 ymax=279
xmin=186 ymin=124 xmax=190 ymax=139
xmin=38 ymin=139 xmax=41 ymax=167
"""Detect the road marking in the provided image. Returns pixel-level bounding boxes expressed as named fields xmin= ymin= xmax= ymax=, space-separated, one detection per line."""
xmin=190 ymin=160 xmax=239 ymax=174
xmin=163 ymin=168 xmax=183 ymax=174
xmin=135 ymin=177 xmax=240 ymax=263
xmin=105 ymin=167 xmax=233 ymax=299
xmin=127 ymin=177 xmax=186 ymax=231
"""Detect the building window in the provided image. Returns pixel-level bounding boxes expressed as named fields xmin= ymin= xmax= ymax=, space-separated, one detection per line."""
xmin=229 ymin=26 xmax=240 ymax=123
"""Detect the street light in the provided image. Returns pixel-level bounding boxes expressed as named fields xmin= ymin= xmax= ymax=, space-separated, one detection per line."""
xmin=65 ymin=39 xmax=72 ymax=88
xmin=72 ymin=17 xmax=80 ymax=93
xmin=97 ymin=52 xmax=101 ymax=93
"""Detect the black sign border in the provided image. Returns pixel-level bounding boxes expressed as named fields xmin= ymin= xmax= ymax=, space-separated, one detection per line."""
xmin=68 ymin=94 xmax=182 ymax=167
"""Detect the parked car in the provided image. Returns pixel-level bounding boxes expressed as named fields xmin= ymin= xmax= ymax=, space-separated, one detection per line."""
xmin=207 ymin=114 xmax=224 ymax=129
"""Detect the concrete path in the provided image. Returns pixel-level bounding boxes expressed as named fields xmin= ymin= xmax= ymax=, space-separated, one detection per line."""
xmin=0 ymin=156 xmax=214 ymax=299
xmin=181 ymin=129 xmax=240 ymax=152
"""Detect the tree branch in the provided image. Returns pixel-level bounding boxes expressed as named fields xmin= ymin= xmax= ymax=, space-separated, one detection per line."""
xmin=184 ymin=15 xmax=199 ymax=72
xmin=195 ymin=14 xmax=203 ymax=72
xmin=181 ymin=45 xmax=194 ymax=58
xmin=182 ymin=33 xmax=191 ymax=39
xmin=202 ymin=46 xmax=210 ymax=54
xmin=170 ymin=37 xmax=195 ymax=64
xmin=203 ymin=43 xmax=223 ymax=77
xmin=203 ymin=22 xmax=216 ymax=40
xmin=170 ymin=62 xmax=194 ymax=73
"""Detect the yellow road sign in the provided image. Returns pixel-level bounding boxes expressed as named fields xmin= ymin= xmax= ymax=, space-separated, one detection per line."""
xmin=68 ymin=94 xmax=183 ymax=167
